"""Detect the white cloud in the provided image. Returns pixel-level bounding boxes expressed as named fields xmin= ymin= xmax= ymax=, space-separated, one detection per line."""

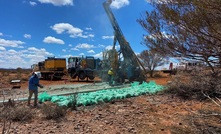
xmin=0 ymin=33 xmax=3 ymax=36
xmin=102 ymin=35 xmax=114 ymax=39
xmin=28 ymin=47 xmax=39 ymax=51
xmin=51 ymin=23 xmax=82 ymax=35
xmin=98 ymin=44 xmax=105 ymax=48
xmin=87 ymin=50 xmax=95 ymax=53
xmin=79 ymin=53 xmax=84 ymax=56
xmin=0 ymin=38 xmax=25 ymax=47
xmin=93 ymin=52 xmax=103 ymax=58
xmin=88 ymin=34 xmax=95 ymax=38
xmin=0 ymin=47 xmax=54 ymax=68
xmin=27 ymin=47 xmax=53 ymax=56
xmin=145 ymin=0 xmax=173 ymax=4
xmin=68 ymin=44 xmax=72 ymax=47
xmin=62 ymin=49 xmax=66 ymax=52
xmin=111 ymin=0 xmax=130 ymax=9
xmin=0 ymin=46 xmax=6 ymax=51
xmin=8 ymin=49 xmax=17 ymax=54
xmin=105 ymin=45 xmax=120 ymax=50
xmin=24 ymin=34 xmax=31 ymax=39
xmin=75 ymin=43 xmax=95 ymax=49
xmin=60 ymin=54 xmax=73 ymax=58
xmin=30 ymin=1 xmax=37 ymax=6
xmin=25 ymin=47 xmax=54 ymax=64
xmin=51 ymin=23 xmax=94 ymax=38
xmin=71 ymin=48 xmax=79 ymax=51
xmin=105 ymin=45 xmax=113 ymax=50
xmin=85 ymin=27 xmax=93 ymax=30
xmin=43 ymin=36 xmax=65 ymax=44
xmin=38 ymin=0 xmax=73 ymax=6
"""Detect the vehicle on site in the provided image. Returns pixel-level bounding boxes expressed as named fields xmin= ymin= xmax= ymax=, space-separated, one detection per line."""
xmin=31 ymin=57 xmax=66 ymax=80
xmin=67 ymin=56 xmax=101 ymax=81
xmin=102 ymin=0 xmax=147 ymax=83
xmin=162 ymin=60 xmax=204 ymax=75
xmin=176 ymin=61 xmax=204 ymax=71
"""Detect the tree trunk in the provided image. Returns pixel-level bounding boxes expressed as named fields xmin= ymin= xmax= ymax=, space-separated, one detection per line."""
xmin=150 ymin=70 xmax=154 ymax=78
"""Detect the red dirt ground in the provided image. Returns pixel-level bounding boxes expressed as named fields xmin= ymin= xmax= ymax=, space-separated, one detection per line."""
xmin=1 ymin=72 xmax=221 ymax=133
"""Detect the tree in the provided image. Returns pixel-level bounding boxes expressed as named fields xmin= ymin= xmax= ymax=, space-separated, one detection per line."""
xmin=137 ymin=0 xmax=221 ymax=73
xmin=138 ymin=49 xmax=165 ymax=77
xmin=16 ymin=67 xmax=22 ymax=73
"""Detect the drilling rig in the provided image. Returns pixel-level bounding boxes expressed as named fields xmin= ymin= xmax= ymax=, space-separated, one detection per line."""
xmin=102 ymin=0 xmax=147 ymax=82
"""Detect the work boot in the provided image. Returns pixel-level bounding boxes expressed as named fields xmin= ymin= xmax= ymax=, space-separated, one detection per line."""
xmin=33 ymin=105 xmax=38 ymax=108
xmin=27 ymin=103 xmax=31 ymax=107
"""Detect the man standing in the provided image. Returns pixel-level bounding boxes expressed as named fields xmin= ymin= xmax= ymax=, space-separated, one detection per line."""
xmin=117 ymin=66 xmax=124 ymax=84
xmin=169 ymin=62 xmax=173 ymax=70
xmin=108 ymin=68 xmax=114 ymax=86
xmin=27 ymin=72 xmax=43 ymax=107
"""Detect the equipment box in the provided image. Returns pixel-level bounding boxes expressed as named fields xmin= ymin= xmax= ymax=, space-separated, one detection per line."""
xmin=10 ymin=79 xmax=21 ymax=89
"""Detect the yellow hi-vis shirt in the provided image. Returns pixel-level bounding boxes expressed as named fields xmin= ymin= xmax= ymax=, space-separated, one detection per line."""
xmin=108 ymin=70 xmax=114 ymax=75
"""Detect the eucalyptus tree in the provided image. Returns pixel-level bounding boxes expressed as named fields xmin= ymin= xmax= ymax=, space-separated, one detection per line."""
xmin=137 ymin=0 xmax=221 ymax=73
xmin=138 ymin=49 xmax=165 ymax=77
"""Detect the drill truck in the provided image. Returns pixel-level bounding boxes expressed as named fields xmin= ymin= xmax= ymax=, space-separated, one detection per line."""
xmin=32 ymin=57 xmax=66 ymax=80
xmin=67 ymin=56 xmax=101 ymax=81
xmin=103 ymin=0 xmax=147 ymax=82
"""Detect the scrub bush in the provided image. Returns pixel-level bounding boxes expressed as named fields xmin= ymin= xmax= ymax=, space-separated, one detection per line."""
xmin=41 ymin=103 xmax=66 ymax=120
xmin=0 ymin=106 xmax=33 ymax=121
xmin=166 ymin=70 xmax=221 ymax=100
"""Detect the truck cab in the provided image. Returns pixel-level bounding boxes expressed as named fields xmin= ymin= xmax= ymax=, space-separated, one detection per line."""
xmin=68 ymin=56 xmax=100 ymax=81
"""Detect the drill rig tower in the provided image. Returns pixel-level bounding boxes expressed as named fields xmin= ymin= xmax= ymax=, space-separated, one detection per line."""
xmin=103 ymin=0 xmax=146 ymax=82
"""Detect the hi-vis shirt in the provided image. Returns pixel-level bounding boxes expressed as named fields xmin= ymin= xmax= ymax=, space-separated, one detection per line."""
xmin=108 ymin=70 xmax=114 ymax=75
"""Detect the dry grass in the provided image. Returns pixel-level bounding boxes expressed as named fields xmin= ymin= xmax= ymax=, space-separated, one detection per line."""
xmin=0 ymin=105 xmax=33 ymax=122
xmin=0 ymin=69 xmax=32 ymax=89
xmin=41 ymin=102 xmax=66 ymax=120
xmin=166 ymin=70 xmax=221 ymax=100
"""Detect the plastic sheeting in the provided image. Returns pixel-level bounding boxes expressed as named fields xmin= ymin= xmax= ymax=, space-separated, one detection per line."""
xmin=39 ymin=81 xmax=164 ymax=107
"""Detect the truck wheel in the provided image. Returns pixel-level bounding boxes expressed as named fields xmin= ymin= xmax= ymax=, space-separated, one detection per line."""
xmin=42 ymin=74 xmax=45 ymax=80
xmin=78 ymin=71 xmax=86 ymax=80
xmin=89 ymin=76 xmax=95 ymax=80
xmin=45 ymin=74 xmax=49 ymax=80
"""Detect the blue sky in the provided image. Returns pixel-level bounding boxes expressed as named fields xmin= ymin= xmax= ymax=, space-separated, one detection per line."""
xmin=0 ymin=0 xmax=153 ymax=69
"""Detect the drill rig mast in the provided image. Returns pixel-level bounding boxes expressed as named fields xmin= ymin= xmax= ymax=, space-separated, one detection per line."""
xmin=103 ymin=0 xmax=146 ymax=82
